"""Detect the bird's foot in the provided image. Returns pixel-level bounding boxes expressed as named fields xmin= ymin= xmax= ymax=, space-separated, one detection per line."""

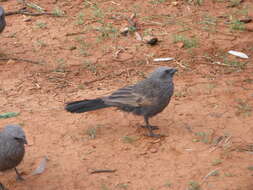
xmin=146 ymin=127 xmax=165 ymax=138
xmin=141 ymin=125 xmax=159 ymax=130
xmin=146 ymin=133 xmax=164 ymax=138
xmin=16 ymin=175 xmax=24 ymax=181
xmin=15 ymin=168 xmax=24 ymax=181
xmin=0 ymin=183 xmax=7 ymax=190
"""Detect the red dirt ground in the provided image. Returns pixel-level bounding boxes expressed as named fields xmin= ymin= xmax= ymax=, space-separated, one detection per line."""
xmin=0 ymin=0 xmax=253 ymax=190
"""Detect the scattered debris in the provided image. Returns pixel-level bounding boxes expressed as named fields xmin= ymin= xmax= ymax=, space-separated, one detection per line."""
xmin=127 ymin=13 xmax=137 ymax=28
xmin=110 ymin=1 xmax=120 ymax=6
xmin=201 ymin=168 xmax=220 ymax=184
xmin=26 ymin=1 xmax=45 ymax=12
xmin=120 ymin=13 xmax=137 ymax=36
xmin=134 ymin=32 xmax=142 ymax=41
xmin=23 ymin=16 xmax=32 ymax=22
xmin=5 ymin=8 xmax=55 ymax=16
xmin=90 ymin=169 xmax=116 ymax=174
xmin=120 ymin=13 xmax=158 ymax=46
xmin=5 ymin=3 xmax=63 ymax=17
xmin=0 ymin=112 xmax=19 ymax=119
xmin=228 ymin=50 xmax=249 ymax=59
xmin=31 ymin=156 xmax=48 ymax=176
xmin=153 ymin=57 xmax=174 ymax=62
xmin=84 ymin=69 xmax=134 ymax=85
xmin=209 ymin=135 xmax=232 ymax=153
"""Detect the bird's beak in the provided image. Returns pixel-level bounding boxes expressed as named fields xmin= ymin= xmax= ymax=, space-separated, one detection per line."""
xmin=172 ymin=68 xmax=178 ymax=74
xmin=24 ymin=138 xmax=28 ymax=144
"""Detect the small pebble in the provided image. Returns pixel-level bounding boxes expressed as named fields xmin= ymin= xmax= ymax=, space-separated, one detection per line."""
xmin=149 ymin=148 xmax=158 ymax=153
xmin=120 ymin=27 xmax=129 ymax=36
xmin=143 ymin=35 xmax=158 ymax=45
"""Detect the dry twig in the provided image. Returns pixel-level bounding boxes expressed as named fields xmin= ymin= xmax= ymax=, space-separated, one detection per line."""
xmin=90 ymin=169 xmax=116 ymax=174
xmin=201 ymin=168 xmax=220 ymax=184
xmin=0 ymin=57 xmax=43 ymax=64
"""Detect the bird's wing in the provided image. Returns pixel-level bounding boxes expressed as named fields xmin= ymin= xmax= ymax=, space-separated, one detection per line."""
xmin=103 ymin=86 xmax=153 ymax=107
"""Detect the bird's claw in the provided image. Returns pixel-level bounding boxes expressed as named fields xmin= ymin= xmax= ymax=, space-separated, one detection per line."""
xmin=16 ymin=175 xmax=24 ymax=181
xmin=146 ymin=133 xmax=164 ymax=138
xmin=141 ymin=125 xmax=159 ymax=130
xmin=0 ymin=183 xmax=7 ymax=190
xmin=15 ymin=168 xmax=24 ymax=181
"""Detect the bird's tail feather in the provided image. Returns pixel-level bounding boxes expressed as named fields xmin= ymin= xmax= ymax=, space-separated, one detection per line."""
xmin=65 ymin=98 xmax=110 ymax=113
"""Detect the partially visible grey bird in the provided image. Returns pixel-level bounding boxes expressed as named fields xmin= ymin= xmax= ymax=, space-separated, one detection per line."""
xmin=0 ymin=124 xmax=27 ymax=180
xmin=0 ymin=7 xmax=6 ymax=33
xmin=0 ymin=183 xmax=8 ymax=190
xmin=65 ymin=67 xmax=177 ymax=137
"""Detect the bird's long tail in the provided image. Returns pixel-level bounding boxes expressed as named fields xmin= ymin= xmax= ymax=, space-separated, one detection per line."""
xmin=65 ymin=98 xmax=110 ymax=113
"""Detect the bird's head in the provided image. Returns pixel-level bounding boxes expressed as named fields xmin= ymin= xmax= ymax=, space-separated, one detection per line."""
xmin=150 ymin=67 xmax=177 ymax=80
xmin=2 ymin=125 xmax=28 ymax=144
xmin=0 ymin=7 xmax=5 ymax=19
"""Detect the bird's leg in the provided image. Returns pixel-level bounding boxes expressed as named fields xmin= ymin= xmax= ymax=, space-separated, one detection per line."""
xmin=141 ymin=116 xmax=159 ymax=130
xmin=14 ymin=168 xmax=24 ymax=181
xmin=144 ymin=116 xmax=162 ymax=137
xmin=0 ymin=183 xmax=6 ymax=190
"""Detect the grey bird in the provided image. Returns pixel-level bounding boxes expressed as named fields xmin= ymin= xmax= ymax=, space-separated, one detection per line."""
xmin=0 ymin=7 xmax=6 ymax=33
xmin=65 ymin=67 xmax=177 ymax=137
xmin=0 ymin=183 xmax=8 ymax=190
xmin=0 ymin=124 xmax=27 ymax=180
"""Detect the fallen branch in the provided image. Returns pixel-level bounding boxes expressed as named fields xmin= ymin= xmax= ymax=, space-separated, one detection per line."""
xmin=65 ymin=31 xmax=87 ymax=36
xmin=112 ymin=56 xmax=134 ymax=62
xmin=201 ymin=168 xmax=220 ymax=184
xmin=5 ymin=9 xmax=55 ymax=16
xmin=25 ymin=1 xmax=45 ymax=12
xmin=0 ymin=57 xmax=43 ymax=64
xmin=127 ymin=13 xmax=137 ymax=27
xmin=195 ymin=56 xmax=236 ymax=67
xmin=90 ymin=169 xmax=116 ymax=174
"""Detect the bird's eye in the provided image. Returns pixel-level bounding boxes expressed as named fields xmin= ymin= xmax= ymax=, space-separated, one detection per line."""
xmin=165 ymin=69 xmax=170 ymax=74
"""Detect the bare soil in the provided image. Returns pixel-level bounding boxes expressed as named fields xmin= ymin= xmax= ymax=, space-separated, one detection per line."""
xmin=0 ymin=0 xmax=253 ymax=190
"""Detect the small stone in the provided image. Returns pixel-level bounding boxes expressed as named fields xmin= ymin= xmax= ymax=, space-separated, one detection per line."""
xmin=135 ymin=32 xmax=142 ymax=41
xmin=23 ymin=16 xmax=32 ymax=22
xmin=239 ymin=18 xmax=252 ymax=24
xmin=139 ymin=151 xmax=147 ymax=155
xmin=121 ymin=145 xmax=130 ymax=151
xmin=6 ymin=59 xmax=15 ymax=64
xmin=152 ymin=139 xmax=161 ymax=144
xmin=172 ymin=1 xmax=179 ymax=6
xmin=149 ymin=148 xmax=158 ymax=153
xmin=245 ymin=23 xmax=253 ymax=32
xmin=69 ymin=46 xmax=77 ymax=50
xmin=143 ymin=35 xmax=158 ymax=45
xmin=176 ymin=42 xmax=184 ymax=48
xmin=120 ymin=27 xmax=129 ymax=36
